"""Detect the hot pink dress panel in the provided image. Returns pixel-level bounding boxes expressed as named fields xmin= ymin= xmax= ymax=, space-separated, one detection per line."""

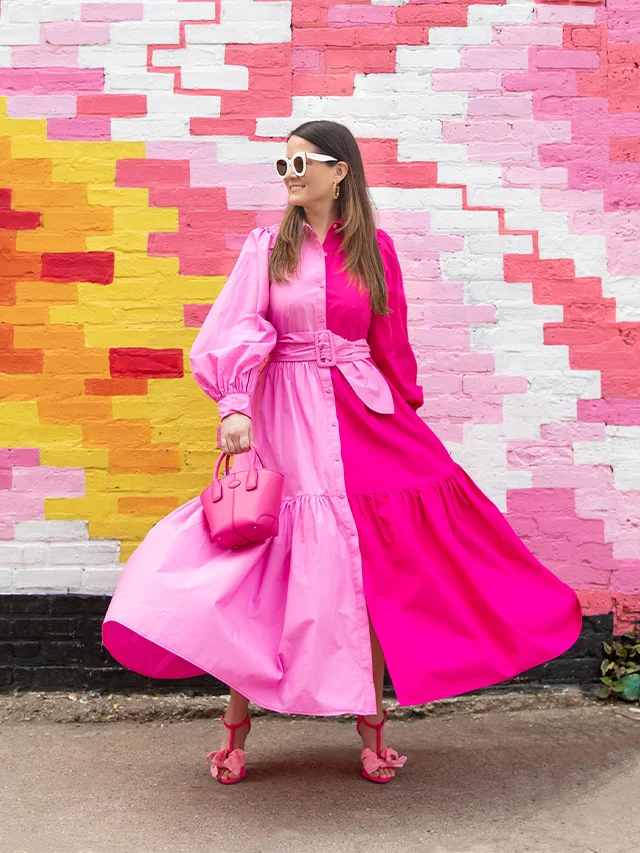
xmin=101 ymin=218 xmax=583 ymax=715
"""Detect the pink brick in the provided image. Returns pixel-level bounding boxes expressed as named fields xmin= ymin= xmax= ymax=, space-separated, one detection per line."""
xmin=7 ymin=95 xmax=76 ymax=118
xmin=463 ymin=375 xmax=528 ymax=396
xmin=467 ymin=96 xmax=533 ymax=118
xmin=12 ymin=467 xmax=85 ymax=497
xmin=496 ymin=25 xmax=563 ymax=47
xmin=464 ymin=48 xmax=529 ymax=71
xmin=431 ymin=71 xmax=501 ymax=92
xmin=41 ymin=22 xmax=111 ymax=45
xmin=504 ymin=71 xmax=577 ymax=95
xmin=418 ymin=374 xmax=462 ymax=394
xmin=0 ymin=450 xmax=40 ymax=467
xmin=504 ymin=164 xmax=568 ymax=186
xmin=47 ymin=117 xmax=111 ymax=140
xmin=81 ymin=2 xmax=144 ymax=21
xmin=470 ymin=141 xmax=533 ymax=161
xmin=11 ymin=45 xmax=79 ymax=68
xmin=292 ymin=47 xmax=323 ymax=73
xmin=534 ymin=48 xmax=601 ymax=70
xmin=328 ymin=5 xmax=395 ymax=26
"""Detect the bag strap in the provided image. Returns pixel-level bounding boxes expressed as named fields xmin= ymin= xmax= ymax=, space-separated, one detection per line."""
xmin=211 ymin=443 xmax=266 ymax=500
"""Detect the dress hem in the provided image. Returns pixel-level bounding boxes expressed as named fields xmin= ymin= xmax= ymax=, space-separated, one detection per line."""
xmin=102 ymin=618 xmax=380 ymax=718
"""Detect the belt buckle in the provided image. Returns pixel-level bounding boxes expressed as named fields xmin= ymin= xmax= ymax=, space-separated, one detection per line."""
xmin=314 ymin=329 xmax=337 ymax=367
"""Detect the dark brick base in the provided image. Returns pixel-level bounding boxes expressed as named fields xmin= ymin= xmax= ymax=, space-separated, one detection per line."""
xmin=0 ymin=594 xmax=613 ymax=696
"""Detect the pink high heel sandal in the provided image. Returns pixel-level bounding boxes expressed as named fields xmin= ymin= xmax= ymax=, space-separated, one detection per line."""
xmin=355 ymin=709 xmax=407 ymax=783
xmin=205 ymin=712 xmax=251 ymax=784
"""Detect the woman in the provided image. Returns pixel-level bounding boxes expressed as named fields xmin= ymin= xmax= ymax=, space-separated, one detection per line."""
xmin=102 ymin=120 xmax=583 ymax=785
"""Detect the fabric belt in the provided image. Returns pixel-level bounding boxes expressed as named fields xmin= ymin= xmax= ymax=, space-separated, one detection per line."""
xmin=267 ymin=329 xmax=394 ymax=415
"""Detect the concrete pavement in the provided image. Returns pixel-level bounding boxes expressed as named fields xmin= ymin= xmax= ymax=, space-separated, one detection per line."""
xmin=1 ymin=691 xmax=639 ymax=853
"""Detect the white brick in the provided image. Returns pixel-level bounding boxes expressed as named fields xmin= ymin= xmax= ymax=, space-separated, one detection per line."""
xmin=153 ymin=44 xmax=225 ymax=68
xmin=431 ymin=210 xmax=499 ymax=233
xmin=5 ymin=1 xmax=81 ymax=23
xmin=397 ymin=46 xmax=461 ymax=71
xmin=428 ymin=26 xmax=494 ymax=46
xmin=14 ymin=520 xmax=89 ymax=542
xmin=0 ymin=23 xmax=41 ymax=45
xmin=145 ymin=2 xmax=218 ymax=22
xmin=372 ymin=187 xmax=463 ymax=210
xmin=188 ymin=21 xmax=290 ymax=45
xmin=110 ymin=22 xmax=180 ymax=45
xmin=405 ymin=143 xmax=469 ymax=163
xmin=438 ymin=164 xmax=503 ymax=185
xmin=468 ymin=187 xmax=541 ymax=209
xmin=81 ymin=568 xmax=124 ymax=593
xmin=468 ymin=234 xmax=534 ymax=254
xmin=442 ymin=254 xmax=504 ymax=281
xmin=395 ymin=93 xmax=466 ymax=116
xmin=466 ymin=280 xmax=534 ymax=305
xmin=79 ymin=45 xmax=148 ymax=68
xmin=182 ymin=66 xmax=248 ymax=91
xmin=111 ymin=116 xmax=191 ymax=140
xmin=14 ymin=569 xmax=83 ymax=592
xmin=0 ymin=570 xmax=14 ymax=591
xmin=0 ymin=543 xmax=46 ymax=565
xmin=146 ymin=93 xmax=222 ymax=116
xmin=0 ymin=47 xmax=12 ymax=66
xmin=44 ymin=542 xmax=121 ymax=565
xmin=105 ymin=71 xmax=175 ymax=92
xmin=356 ymin=72 xmax=430 ymax=94
xmin=468 ymin=4 xmax=534 ymax=25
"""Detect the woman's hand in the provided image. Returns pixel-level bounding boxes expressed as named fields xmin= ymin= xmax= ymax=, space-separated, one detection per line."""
xmin=219 ymin=412 xmax=253 ymax=454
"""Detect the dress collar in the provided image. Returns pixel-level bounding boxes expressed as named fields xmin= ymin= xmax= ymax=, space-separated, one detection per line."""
xmin=303 ymin=217 xmax=343 ymax=234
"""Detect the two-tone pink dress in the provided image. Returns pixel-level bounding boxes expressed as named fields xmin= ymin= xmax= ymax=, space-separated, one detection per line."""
xmin=102 ymin=217 xmax=583 ymax=716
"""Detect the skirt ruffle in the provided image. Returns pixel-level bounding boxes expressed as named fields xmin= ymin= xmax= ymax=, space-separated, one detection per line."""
xmin=349 ymin=462 xmax=584 ymax=705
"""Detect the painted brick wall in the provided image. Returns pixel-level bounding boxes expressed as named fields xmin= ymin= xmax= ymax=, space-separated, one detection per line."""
xmin=0 ymin=0 xmax=639 ymax=641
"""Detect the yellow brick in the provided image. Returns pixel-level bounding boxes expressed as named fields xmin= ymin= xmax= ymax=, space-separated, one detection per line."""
xmin=115 ymin=207 xmax=178 ymax=233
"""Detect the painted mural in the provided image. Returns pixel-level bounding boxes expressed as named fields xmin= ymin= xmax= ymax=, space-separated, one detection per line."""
xmin=0 ymin=0 xmax=638 ymax=633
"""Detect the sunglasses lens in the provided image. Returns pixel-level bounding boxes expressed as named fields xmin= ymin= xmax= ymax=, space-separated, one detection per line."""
xmin=276 ymin=158 xmax=288 ymax=177
xmin=293 ymin=155 xmax=305 ymax=175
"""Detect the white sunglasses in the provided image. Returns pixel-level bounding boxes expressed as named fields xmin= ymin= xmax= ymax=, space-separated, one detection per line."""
xmin=274 ymin=151 xmax=338 ymax=179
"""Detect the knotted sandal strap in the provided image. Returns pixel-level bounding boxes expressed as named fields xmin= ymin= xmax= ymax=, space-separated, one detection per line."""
xmin=361 ymin=746 xmax=408 ymax=776
xmin=206 ymin=747 xmax=247 ymax=779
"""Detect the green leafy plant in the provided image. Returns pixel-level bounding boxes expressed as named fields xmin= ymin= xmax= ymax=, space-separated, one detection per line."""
xmin=598 ymin=621 xmax=640 ymax=702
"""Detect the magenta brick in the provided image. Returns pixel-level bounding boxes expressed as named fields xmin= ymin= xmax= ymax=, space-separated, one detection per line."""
xmin=503 ymin=71 xmax=577 ymax=94
xmin=0 ymin=68 xmax=104 ymax=94
xmin=534 ymin=48 xmax=601 ymax=70
xmin=0 ymin=450 xmax=40 ymax=467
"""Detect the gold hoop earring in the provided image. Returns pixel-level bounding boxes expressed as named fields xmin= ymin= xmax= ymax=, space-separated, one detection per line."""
xmin=332 ymin=181 xmax=340 ymax=199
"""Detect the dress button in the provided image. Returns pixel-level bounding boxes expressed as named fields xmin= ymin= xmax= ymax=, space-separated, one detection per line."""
xmin=349 ymin=529 xmax=356 ymax=536
xmin=319 ymin=281 xmax=325 ymax=288
xmin=331 ymin=420 xmax=337 ymax=426
xmin=339 ymin=492 xmax=346 ymax=499
xmin=334 ymin=454 xmax=340 ymax=461
xmin=324 ymin=387 xmax=331 ymax=394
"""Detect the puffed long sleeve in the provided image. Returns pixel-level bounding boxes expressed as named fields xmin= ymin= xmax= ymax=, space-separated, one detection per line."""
xmin=367 ymin=229 xmax=424 ymax=412
xmin=189 ymin=226 xmax=278 ymax=420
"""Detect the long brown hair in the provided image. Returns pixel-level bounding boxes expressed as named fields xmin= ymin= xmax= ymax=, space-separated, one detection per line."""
xmin=268 ymin=120 xmax=391 ymax=316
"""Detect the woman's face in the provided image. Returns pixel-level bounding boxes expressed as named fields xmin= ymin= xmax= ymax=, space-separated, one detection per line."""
xmin=282 ymin=135 xmax=343 ymax=209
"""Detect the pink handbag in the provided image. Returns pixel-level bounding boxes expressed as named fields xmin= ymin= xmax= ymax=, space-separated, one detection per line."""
xmin=200 ymin=443 xmax=284 ymax=550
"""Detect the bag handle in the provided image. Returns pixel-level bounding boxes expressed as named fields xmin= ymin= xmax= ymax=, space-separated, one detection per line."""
xmin=211 ymin=443 xmax=266 ymax=502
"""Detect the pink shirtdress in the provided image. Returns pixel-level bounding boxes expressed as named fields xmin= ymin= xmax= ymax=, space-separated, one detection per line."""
xmin=101 ymin=217 xmax=583 ymax=716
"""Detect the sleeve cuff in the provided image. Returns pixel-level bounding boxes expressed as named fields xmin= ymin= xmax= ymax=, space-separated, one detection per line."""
xmin=217 ymin=392 xmax=252 ymax=420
